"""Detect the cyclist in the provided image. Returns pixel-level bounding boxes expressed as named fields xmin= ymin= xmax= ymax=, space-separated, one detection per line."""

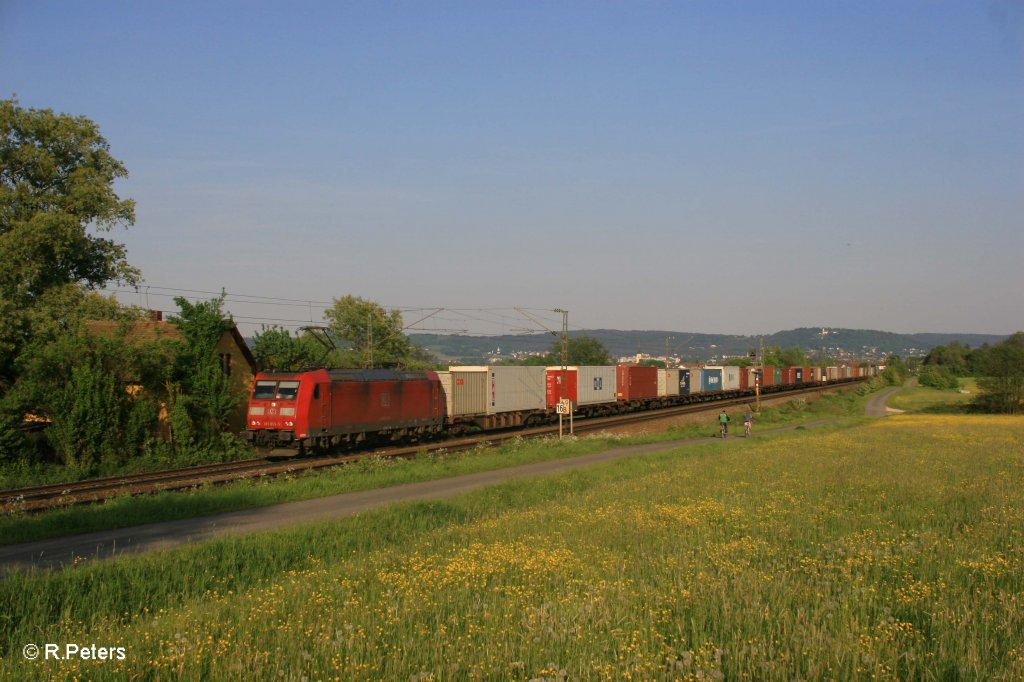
xmin=743 ymin=408 xmax=754 ymax=437
xmin=718 ymin=409 xmax=730 ymax=438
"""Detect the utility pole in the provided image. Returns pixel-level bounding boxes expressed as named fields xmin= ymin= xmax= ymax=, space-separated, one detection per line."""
xmin=756 ymin=336 xmax=766 ymax=412
xmin=665 ymin=336 xmax=675 ymax=366
xmin=366 ymin=311 xmax=373 ymax=369
xmin=554 ymin=308 xmax=571 ymax=437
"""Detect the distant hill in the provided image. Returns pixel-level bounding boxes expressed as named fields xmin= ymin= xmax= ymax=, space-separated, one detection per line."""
xmin=408 ymin=327 xmax=1010 ymax=364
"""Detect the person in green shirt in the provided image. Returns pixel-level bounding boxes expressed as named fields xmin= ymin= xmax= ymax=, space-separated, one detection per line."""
xmin=718 ymin=410 xmax=730 ymax=438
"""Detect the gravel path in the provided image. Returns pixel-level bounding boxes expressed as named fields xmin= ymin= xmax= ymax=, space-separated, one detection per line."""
xmin=864 ymin=386 xmax=902 ymax=417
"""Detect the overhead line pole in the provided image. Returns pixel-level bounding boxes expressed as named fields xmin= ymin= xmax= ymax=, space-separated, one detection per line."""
xmin=554 ymin=308 xmax=571 ymax=438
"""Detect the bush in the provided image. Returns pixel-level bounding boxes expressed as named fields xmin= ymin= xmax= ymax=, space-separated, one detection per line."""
xmin=918 ymin=365 xmax=960 ymax=390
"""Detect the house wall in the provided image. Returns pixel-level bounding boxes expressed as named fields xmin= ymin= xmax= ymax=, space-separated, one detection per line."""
xmin=216 ymin=333 xmax=257 ymax=432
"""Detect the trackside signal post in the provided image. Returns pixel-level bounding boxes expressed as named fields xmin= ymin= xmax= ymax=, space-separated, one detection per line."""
xmin=554 ymin=308 xmax=572 ymax=438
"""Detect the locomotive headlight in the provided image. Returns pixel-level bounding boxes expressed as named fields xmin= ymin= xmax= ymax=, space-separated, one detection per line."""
xmin=284 ymin=420 xmax=294 ymax=427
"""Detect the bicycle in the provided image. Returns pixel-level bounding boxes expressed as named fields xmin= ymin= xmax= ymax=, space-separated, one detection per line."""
xmin=719 ymin=422 xmax=728 ymax=439
xmin=744 ymin=420 xmax=752 ymax=437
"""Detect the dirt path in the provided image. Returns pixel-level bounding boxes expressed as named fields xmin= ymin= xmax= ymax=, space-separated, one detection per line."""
xmin=864 ymin=385 xmax=902 ymax=417
xmin=1 ymin=419 xmax=838 ymax=575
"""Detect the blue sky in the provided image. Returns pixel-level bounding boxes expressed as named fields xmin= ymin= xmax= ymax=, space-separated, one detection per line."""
xmin=3 ymin=1 xmax=1022 ymax=336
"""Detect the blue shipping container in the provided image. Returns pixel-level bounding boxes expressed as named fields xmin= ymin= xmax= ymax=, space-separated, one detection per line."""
xmin=701 ymin=368 xmax=723 ymax=392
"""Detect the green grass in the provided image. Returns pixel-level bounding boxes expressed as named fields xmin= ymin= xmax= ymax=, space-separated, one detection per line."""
xmin=889 ymin=378 xmax=978 ymax=413
xmin=0 ymin=386 xmax=875 ymax=548
xmin=2 ymin=412 xmax=1022 ymax=680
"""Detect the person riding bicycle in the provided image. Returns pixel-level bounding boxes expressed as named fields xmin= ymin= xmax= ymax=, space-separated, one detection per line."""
xmin=743 ymin=409 xmax=754 ymax=437
xmin=718 ymin=409 xmax=730 ymax=438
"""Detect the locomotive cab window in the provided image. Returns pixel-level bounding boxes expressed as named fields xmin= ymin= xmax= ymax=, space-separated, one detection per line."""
xmin=276 ymin=381 xmax=300 ymax=400
xmin=253 ymin=381 xmax=277 ymax=400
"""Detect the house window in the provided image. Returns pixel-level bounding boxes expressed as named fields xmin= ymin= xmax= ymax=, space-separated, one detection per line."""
xmin=220 ymin=353 xmax=232 ymax=376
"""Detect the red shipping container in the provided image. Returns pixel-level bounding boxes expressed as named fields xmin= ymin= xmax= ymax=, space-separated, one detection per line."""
xmin=545 ymin=368 xmax=577 ymax=408
xmin=616 ymin=365 xmax=659 ymax=401
xmin=739 ymin=368 xmax=750 ymax=390
xmin=780 ymin=368 xmax=796 ymax=386
xmin=760 ymin=365 xmax=776 ymax=387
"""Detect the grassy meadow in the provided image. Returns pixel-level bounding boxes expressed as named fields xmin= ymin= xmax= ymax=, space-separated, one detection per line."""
xmin=888 ymin=379 xmax=978 ymax=414
xmin=2 ymin=410 xmax=1022 ymax=681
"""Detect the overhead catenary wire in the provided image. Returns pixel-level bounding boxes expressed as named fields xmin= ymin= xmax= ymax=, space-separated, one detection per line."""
xmin=97 ymin=283 xmax=593 ymax=336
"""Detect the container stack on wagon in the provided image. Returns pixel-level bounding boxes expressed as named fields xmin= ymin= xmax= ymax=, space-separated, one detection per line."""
xmin=545 ymin=366 xmax=617 ymax=408
xmin=439 ymin=366 xmax=547 ymax=430
xmin=616 ymin=365 xmax=659 ymax=401
xmin=701 ymin=366 xmax=724 ymax=392
xmin=657 ymin=369 xmax=681 ymax=397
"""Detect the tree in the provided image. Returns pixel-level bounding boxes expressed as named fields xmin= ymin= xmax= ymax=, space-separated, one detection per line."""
xmin=923 ymin=342 xmax=972 ymax=376
xmin=324 ymin=296 xmax=416 ymax=368
xmin=879 ymin=354 xmax=909 ymax=386
xmin=251 ymin=326 xmax=324 ymax=371
xmin=168 ymin=296 xmax=239 ymax=443
xmin=0 ymin=289 xmax=146 ymax=463
xmin=973 ymin=332 xmax=1024 ymax=414
xmin=2 ymin=324 xmax=164 ymax=469
xmin=918 ymin=365 xmax=960 ymax=390
xmin=762 ymin=346 xmax=809 ymax=368
xmin=547 ymin=336 xmax=613 ymax=366
xmin=1 ymin=99 xmax=138 ymax=385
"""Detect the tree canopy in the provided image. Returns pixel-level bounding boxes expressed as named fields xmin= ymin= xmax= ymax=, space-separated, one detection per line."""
xmin=251 ymin=326 xmax=325 ymax=372
xmin=973 ymin=332 xmax=1024 ymax=414
xmin=324 ymin=296 xmax=417 ymax=368
xmin=1 ymin=99 xmax=137 ymax=384
xmin=761 ymin=346 xmax=809 ymax=368
xmin=550 ymin=336 xmax=613 ymax=366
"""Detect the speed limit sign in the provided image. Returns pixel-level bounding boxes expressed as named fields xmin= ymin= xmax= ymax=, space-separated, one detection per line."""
xmin=556 ymin=399 xmax=571 ymax=414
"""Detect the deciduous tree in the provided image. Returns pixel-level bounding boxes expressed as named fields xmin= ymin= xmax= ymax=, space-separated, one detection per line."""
xmin=974 ymin=332 xmax=1024 ymax=414
xmin=1 ymin=98 xmax=138 ymax=385
xmin=251 ymin=326 xmax=324 ymax=371
xmin=547 ymin=336 xmax=613 ymax=366
xmin=324 ymin=296 xmax=416 ymax=368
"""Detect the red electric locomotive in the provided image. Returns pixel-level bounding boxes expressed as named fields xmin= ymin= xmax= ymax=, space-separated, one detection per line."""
xmin=244 ymin=369 xmax=445 ymax=453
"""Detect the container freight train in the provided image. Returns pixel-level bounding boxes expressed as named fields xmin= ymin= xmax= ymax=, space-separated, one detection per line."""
xmin=244 ymin=363 xmax=876 ymax=453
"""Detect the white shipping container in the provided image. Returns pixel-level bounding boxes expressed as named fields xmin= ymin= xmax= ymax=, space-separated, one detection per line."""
xmin=446 ymin=367 xmax=487 ymax=416
xmin=449 ymin=366 xmax=546 ymax=415
xmin=722 ymin=366 xmax=741 ymax=390
xmin=657 ymin=369 xmax=681 ymax=396
xmin=488 ymin=366 xmax=546 ymax=413
xmin=690 ymin=368 xmax=704 ymax=394
xmin=575 ymin=366 xmax=617 ymax=405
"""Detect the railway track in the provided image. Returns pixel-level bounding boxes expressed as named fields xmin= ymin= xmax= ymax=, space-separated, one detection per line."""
xmin=1 ymin=383 xmax=852 ymax=514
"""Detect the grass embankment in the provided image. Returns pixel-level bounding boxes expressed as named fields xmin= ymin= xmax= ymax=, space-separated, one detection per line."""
xmin=3 ymin=411 xmax=1022 ymax=680
xmin=0 ymin=386 xmax=871 ymax=547
xmin=888 ymin=378 xmax=977 ymax=413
